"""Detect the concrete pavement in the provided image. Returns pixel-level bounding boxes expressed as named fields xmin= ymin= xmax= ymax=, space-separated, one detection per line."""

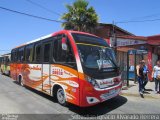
xmin=121 ymin=80 xmax=160 ymax=99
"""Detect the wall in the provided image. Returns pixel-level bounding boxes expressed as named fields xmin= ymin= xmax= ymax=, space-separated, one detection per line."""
xmin=95 ymin=24 xmax=133 ymax=39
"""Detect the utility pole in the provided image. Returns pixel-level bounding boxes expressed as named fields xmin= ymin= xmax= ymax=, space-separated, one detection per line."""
xmin=127 ymin=51 xmax=129 ymax=87
xmin=112 ymin=21 xmax=117 ymax=56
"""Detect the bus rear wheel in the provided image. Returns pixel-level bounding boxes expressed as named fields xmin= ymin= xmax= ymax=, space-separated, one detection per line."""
xmin=56 ymin=87 xmax=66 ymax=106
xmin=19 ymin=76 xmax=24 ymax=87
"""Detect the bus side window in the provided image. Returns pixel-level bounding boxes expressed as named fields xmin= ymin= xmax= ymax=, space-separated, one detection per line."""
xmin=16 ymin=50 xmax=18 ymax=62
xmin=53 ymin=35 xmax=75 ymax=67
xmin=12 ymin=49 xmax=18 ymax=62
xmin=53 ymin=38 xmax=61 ymax=62
xmin=34 ymin=43 xmax=42 ymax=62
xmin=43 ymin=42 xmax=51 ymax=63
xmin=0 ymin=57 xmax=1 ymax=63
xmin=25 ymin=44 xmax=34 ymax=62
xmin=18 ymin=47 xmax=25 ymax=62
xmin=11 ymin=50 xmax=15 ymax=62
xmin=4 ymin=56 xmax=9 ymax=64
xmin=7 ymin=57 xmax=10 ymax=63
xmin=4 ymin=57 xmax=6 ymax=64
xmin=66 ymin=38 xmax=75 ymax=63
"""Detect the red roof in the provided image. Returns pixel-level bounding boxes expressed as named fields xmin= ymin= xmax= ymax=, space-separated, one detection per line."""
xmin=117 ymin=35 xmax=147 ymax=41
xmin=148 ymin=34 xmax=160 ymax=37
xmin=147 ymin=34 xmax=160 ymax=45
xmin=147 ymin=34 xmax=160 ymax=40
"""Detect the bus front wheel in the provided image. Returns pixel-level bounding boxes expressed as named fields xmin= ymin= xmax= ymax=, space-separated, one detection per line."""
xmin=56 ymin=87 xmax=66 ymax=106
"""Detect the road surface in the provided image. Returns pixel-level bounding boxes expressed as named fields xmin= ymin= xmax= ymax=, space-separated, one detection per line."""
xmin=0 ymin=74 xmax=160 ymax=120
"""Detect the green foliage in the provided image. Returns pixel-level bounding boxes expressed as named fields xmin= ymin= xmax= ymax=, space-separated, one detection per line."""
xmin=61 ymin=0 xmax=98 ymax=33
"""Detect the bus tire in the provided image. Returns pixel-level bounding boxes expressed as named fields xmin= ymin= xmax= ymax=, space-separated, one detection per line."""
xmin=53 ymin=85 xmax=66 ymax=106
xmin=19 ymin=75 xmax=24 ymax=87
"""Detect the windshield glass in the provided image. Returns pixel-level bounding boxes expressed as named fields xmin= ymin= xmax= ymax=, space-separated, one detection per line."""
xmin=72 ymin=33 xmax=117 ymax=70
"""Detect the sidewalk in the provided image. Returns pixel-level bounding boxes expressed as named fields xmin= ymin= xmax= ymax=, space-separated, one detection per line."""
xmin=120 ymin=80 xmax=160 ymax=99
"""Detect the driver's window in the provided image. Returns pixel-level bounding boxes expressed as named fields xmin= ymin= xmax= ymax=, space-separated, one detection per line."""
xmin=53 ymin=35 xmax=75 ymax=66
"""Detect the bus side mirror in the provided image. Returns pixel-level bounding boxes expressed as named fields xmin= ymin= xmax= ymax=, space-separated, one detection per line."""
xmin=62 ymin=37 xmax=68 ymax=51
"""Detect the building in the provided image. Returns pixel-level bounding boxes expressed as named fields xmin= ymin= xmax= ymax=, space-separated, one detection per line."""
xmin=95 ymin=23 xmax=160 ymax=82
xmin=113 ymin=35 xmax=148 ymax=82
xmin=148 ymin=35 xmax=160 ymax=61
xmin=95 ymin=23 xmax=134 ymax=38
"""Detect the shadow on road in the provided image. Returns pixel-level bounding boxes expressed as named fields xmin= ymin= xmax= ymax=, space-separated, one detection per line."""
xmin=13 ymin=81 xmax=127 ymax=115
xmin=68 ymin=95 xmax=127 ymax=115
xmin=143 ymin=91 xmax=151 ymax=94
xmin=128 ymin=84 xmax=136 ymax=88
xmin=13 ymin=81 xmax=58 ymax=101
xmin=145 ymin=89 xmax=153 ymax=92
xmin=0 ymin=74 xmax=11 ymax=78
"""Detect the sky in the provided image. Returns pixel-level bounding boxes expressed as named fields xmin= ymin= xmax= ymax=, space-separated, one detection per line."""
xmin=0 ymin=0 xmax=160 ymax=55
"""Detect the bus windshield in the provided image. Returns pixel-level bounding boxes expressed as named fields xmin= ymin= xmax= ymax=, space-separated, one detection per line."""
xmin=77 ymin=44 xmax=116 ymax=69
xmin=72 ymin=33 xmax=117 ymax=71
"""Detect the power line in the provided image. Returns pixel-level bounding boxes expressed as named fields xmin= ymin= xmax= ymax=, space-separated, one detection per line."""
xmin=3 ymin=4 xmax=160 ymax=25
xmin=25 ymin=0 xmax=61 ymax=16
xmin=0 ymin=6 xmax=64 ymax=23
xmin=121 ymin=13 xmax=160 ymax=22
xmin=116 ymin=18 xmax=160 ymax=24
xmin=0 ymin=50 xmax=10 ymax=51
xmin=132 ymin=13 xmax=160 ymax=20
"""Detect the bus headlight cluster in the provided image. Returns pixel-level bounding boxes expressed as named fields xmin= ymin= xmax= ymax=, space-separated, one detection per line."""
xmin=85 ymin=76 xmax=99 ymax=88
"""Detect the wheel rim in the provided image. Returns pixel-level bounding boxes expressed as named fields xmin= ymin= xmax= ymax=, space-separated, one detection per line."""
xmin=57 ymin=88 xmax=65 ymax=104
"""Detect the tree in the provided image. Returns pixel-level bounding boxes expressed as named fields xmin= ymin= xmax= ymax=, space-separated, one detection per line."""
xmin=61 ymin=0 xmax=98 ymax=33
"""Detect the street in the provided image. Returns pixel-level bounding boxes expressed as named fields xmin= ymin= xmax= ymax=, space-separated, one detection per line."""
xmin=0 ymin=74 xmax=160 ymax=119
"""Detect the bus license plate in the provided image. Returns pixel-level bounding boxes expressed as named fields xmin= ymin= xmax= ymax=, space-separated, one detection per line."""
xmin=100 ymin=89 xmax=119 ymax=101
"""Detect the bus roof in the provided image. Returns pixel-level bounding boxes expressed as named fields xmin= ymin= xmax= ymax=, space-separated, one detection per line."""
xmin=1 ymin=53 xmax=11 ymax=57
xmin=13 ymin=30 xmax=99 ymax=49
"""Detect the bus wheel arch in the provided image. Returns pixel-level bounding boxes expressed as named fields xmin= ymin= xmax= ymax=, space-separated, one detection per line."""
xmin=52 ymin=84 xmax=67 ymax=106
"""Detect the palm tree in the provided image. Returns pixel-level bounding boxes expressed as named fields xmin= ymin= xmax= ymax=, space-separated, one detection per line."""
xmin=61 ymin=0 xmax=98 ymax=33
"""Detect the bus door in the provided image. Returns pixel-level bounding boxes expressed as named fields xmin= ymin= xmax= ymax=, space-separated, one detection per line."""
xmin=51 ymin=35 xmax=80 ymax=105
xmin=42 ymin=41 xmax=52 ymax=95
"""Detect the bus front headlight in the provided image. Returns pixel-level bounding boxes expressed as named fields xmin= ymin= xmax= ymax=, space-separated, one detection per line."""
xmin=85 ymin=76 xmax=99 ymax=88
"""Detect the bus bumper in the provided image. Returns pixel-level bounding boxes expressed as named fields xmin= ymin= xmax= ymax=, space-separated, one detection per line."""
xmin=80 ymin=82 xmax=122 ymax=107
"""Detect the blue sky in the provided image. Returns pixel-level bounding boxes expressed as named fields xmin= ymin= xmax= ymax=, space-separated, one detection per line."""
xmin=0 ymin=0 xmax=160 ymax=55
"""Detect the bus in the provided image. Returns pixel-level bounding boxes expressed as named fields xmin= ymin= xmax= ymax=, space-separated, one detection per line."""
xmin=10 ymin=30 xmax=122 ymax=107
xmin=0 ymin=53 xmax=11 ymax=76
xmin=0 ymin=56 xmax=2 ymax=69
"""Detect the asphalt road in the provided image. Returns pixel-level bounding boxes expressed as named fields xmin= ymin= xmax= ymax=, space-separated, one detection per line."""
xmin=0 ymin=74 xmax=160 ymax=120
